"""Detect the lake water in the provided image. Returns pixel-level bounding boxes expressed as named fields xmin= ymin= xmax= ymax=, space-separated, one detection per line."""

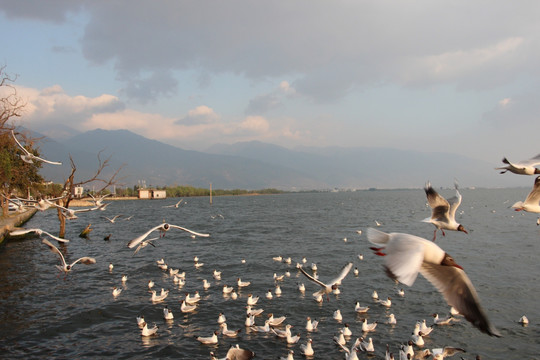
xmin=0 ymin=189 xmax=539 ymax=359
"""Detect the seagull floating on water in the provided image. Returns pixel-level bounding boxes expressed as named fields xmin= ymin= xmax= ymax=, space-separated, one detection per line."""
xmin=195 ymin=331 xmax=219 ymax=344
xmin=306 ymin=317 xmax=318 ymax=332
xmin=423 ymin=181 xmax=468 ymax=240
xmin=367 ymin=227 xmax=501 ymax=337
xmin=141 ymin=323 xmax=158 ymax=337
xmin=495 ymin=154 xmax=540 ymax=175
xmin=210 ymin=345 xmax=255 ymax=360
xmin=126 ymin=223 xmax=209 ymax=249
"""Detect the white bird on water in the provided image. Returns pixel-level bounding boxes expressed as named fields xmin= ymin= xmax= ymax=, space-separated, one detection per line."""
xmin=11 ymin=130 xmax=62 ymax=165
xmin=210 ymin=345 xmax=255 ymax=360
xmin=163 ymin=306 xmax=174 ymax=320
xmin=195 ymin=331 xmax=219 ymax=344
xmin=141 ymin=323 xmax=158 ymax=337
xmin=361 ymin=318 xmax=377 ymax=332
xmin=422 ymin=181 xmax=468 ymax=240
xmin=300 ymin=338 xmax=314 ymax=356
xmin=10 ymin=228 xmax=69 ymax=243
xmin=41 ymin=239 xmax=96 ymax=274
xmin=306 ymin=317 xmax=318 ymax=332
xmin=112 ymin=287 xmax=122 ymax=297
xmin=298 ymin=262 xmax=353 ymax=301
xmin=126 ymin=223 xmax=210 ymax=249
xmin=367 ymin=227 xmax=500 ymax=337
xmin=149 ymin=289 xmax=168 ymax=302
xmin=495 ymin=154 xmax=540 ymax=175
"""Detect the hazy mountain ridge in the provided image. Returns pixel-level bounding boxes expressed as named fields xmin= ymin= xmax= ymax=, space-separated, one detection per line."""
xmin=31 ymin=129 xmax=528 ymax=190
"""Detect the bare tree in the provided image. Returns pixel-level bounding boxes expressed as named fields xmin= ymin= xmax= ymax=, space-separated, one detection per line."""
xmin=55 ymin=152 xmax=124 ymax=238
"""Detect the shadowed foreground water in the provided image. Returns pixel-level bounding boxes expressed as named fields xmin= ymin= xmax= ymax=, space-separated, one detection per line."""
xmin=0 ymin=189 xmax=539 ymax=359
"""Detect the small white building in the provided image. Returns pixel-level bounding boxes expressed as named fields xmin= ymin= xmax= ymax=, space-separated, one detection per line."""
xmin=138 ymin=189 xmax=166 ymax=199
xmin=73 ymin=186 xmax=84 ymax=198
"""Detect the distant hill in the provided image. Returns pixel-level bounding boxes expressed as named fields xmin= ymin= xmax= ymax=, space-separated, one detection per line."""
xmin=39 ymin=129 xmax=324 ymax=190
xmin=31 ymin=128 xmax=528 ymax=190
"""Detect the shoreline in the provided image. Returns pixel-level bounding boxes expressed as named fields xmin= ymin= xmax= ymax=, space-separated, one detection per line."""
xmin=0 ymin=208 xmax=38 ymax=245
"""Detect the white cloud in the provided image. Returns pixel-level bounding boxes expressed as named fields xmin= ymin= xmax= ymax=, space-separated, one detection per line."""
xmin=499 ymin=98 xmax=512 ymax=107
xmin=239 ymin=116 xmax=269 ymax=133
xmin=176 ymin=105 xmax=220 ymax=125
xmin=9 ymin=85 xmax=124 ymax=126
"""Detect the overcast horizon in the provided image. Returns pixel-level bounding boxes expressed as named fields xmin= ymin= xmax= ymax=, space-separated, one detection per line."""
xmin=1 ymin=1 xmax=539 ymax=169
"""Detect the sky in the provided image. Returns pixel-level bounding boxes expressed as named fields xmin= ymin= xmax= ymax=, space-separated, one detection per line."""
xmin=0 ymin=1 xmax=539 ymax=166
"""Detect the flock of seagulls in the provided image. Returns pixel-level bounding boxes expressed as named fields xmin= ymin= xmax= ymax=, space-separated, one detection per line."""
xmin=6 ymin=151 xmax=539 ymax=359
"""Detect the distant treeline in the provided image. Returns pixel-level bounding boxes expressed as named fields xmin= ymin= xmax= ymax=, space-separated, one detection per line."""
xmin=109 ymin=185 xmax=285 ymax=198
xmin=164 ymin=186 xmax=285 ymax=197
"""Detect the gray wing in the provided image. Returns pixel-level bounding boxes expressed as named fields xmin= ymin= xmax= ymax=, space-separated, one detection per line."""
xmin=524 ymin=176 xmax=540 ymax=205
xmin=11 ymin=130 xmax=30 ymax=154
xmin=298 ymin=266 xmax=327 ymax=288
xmin=420 ymin=262 xmax=501 ymax=337
xmin=127 ymin=224 xmax=164 ymax=248
xmin=70 ymin=257 xmax=96 ymax=267
xmin=425 ymin=183 xmax=450 ymax=221
xmin=168 ymin=224 xmax=210 ymax=237
xmin=518 ymin=153 xmax=540 ymax=167
xmin=447 ymin=185 xmax=463 ymax=220
xmin=42 ymin=238 xmax=67 ymax=267
xmin=328 ymin=262 xmax=353 ymax=286
xmin=39 ymin=230 xmax=70 ymax=243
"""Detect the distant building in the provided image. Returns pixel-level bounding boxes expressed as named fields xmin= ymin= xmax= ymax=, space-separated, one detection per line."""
xmin=73 ymin=185 xmax=84 ymax=198
xmin=138 ymin=188 xmax=167 ymax=199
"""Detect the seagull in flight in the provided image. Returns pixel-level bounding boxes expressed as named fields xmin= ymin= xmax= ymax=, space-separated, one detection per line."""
xmin=49 ymin=202 xmax=105 ymax=220
xmin=101 ymin=215 xmax=123 ymax=223
xmin=132 ymin=237 xmax=158 ymax=255
xmin=367 ymin=228 xmax=500 ymax=337
xmin=10 ymin=228 xmax=69 ymax=243
xmin=511 ymin=176 xmax=540 ymax=213
xmin=495 ymin=154 xmax=540 ymax=175
xmin=423 ymin=181 xmax=468 ymax=240
xmin=298 ymin=262 xmax=353 ymax=301
xmin=126 ymin=223 xmax=210 ymax=248
xmin=11 ymin=130 xmax=62 ymax=165
xmin=88 ymin=193 xmax=111 ymax=207
xmin=163 ymin=199 xmax=184 ymax=208
xmin=41 ymin=238 xmax=96 ymax=274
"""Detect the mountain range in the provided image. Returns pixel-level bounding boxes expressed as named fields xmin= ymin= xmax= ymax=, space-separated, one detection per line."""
xmin=29 ymin=128 xmax=527 ymax=190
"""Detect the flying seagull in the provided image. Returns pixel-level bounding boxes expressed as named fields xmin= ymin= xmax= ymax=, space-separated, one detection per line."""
xmin=511 ymin=176 xmax=540 ymax=213
xmin=298 ymin=262 xmax=353 ymax=301
xmin=367 ymin=227 xmax=500 ymax=337
xmin=423 ymin=181 xmax=468 ymax=240
xmin=10 ymin=228 xmax=69 ymax=243
xmin=127 ymin=223 xmax=210 ymax=249
xmin=41 ymin=238 xmax=96 ymax=274
xmin=495 ymin=154 xmax=540 ymax=175
xmin=11 ymin=130 xmax=62 ymax=165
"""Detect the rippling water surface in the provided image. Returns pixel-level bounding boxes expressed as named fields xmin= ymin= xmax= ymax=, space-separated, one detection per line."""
xmin=0 ymin=189 xmax=539 ymax=359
